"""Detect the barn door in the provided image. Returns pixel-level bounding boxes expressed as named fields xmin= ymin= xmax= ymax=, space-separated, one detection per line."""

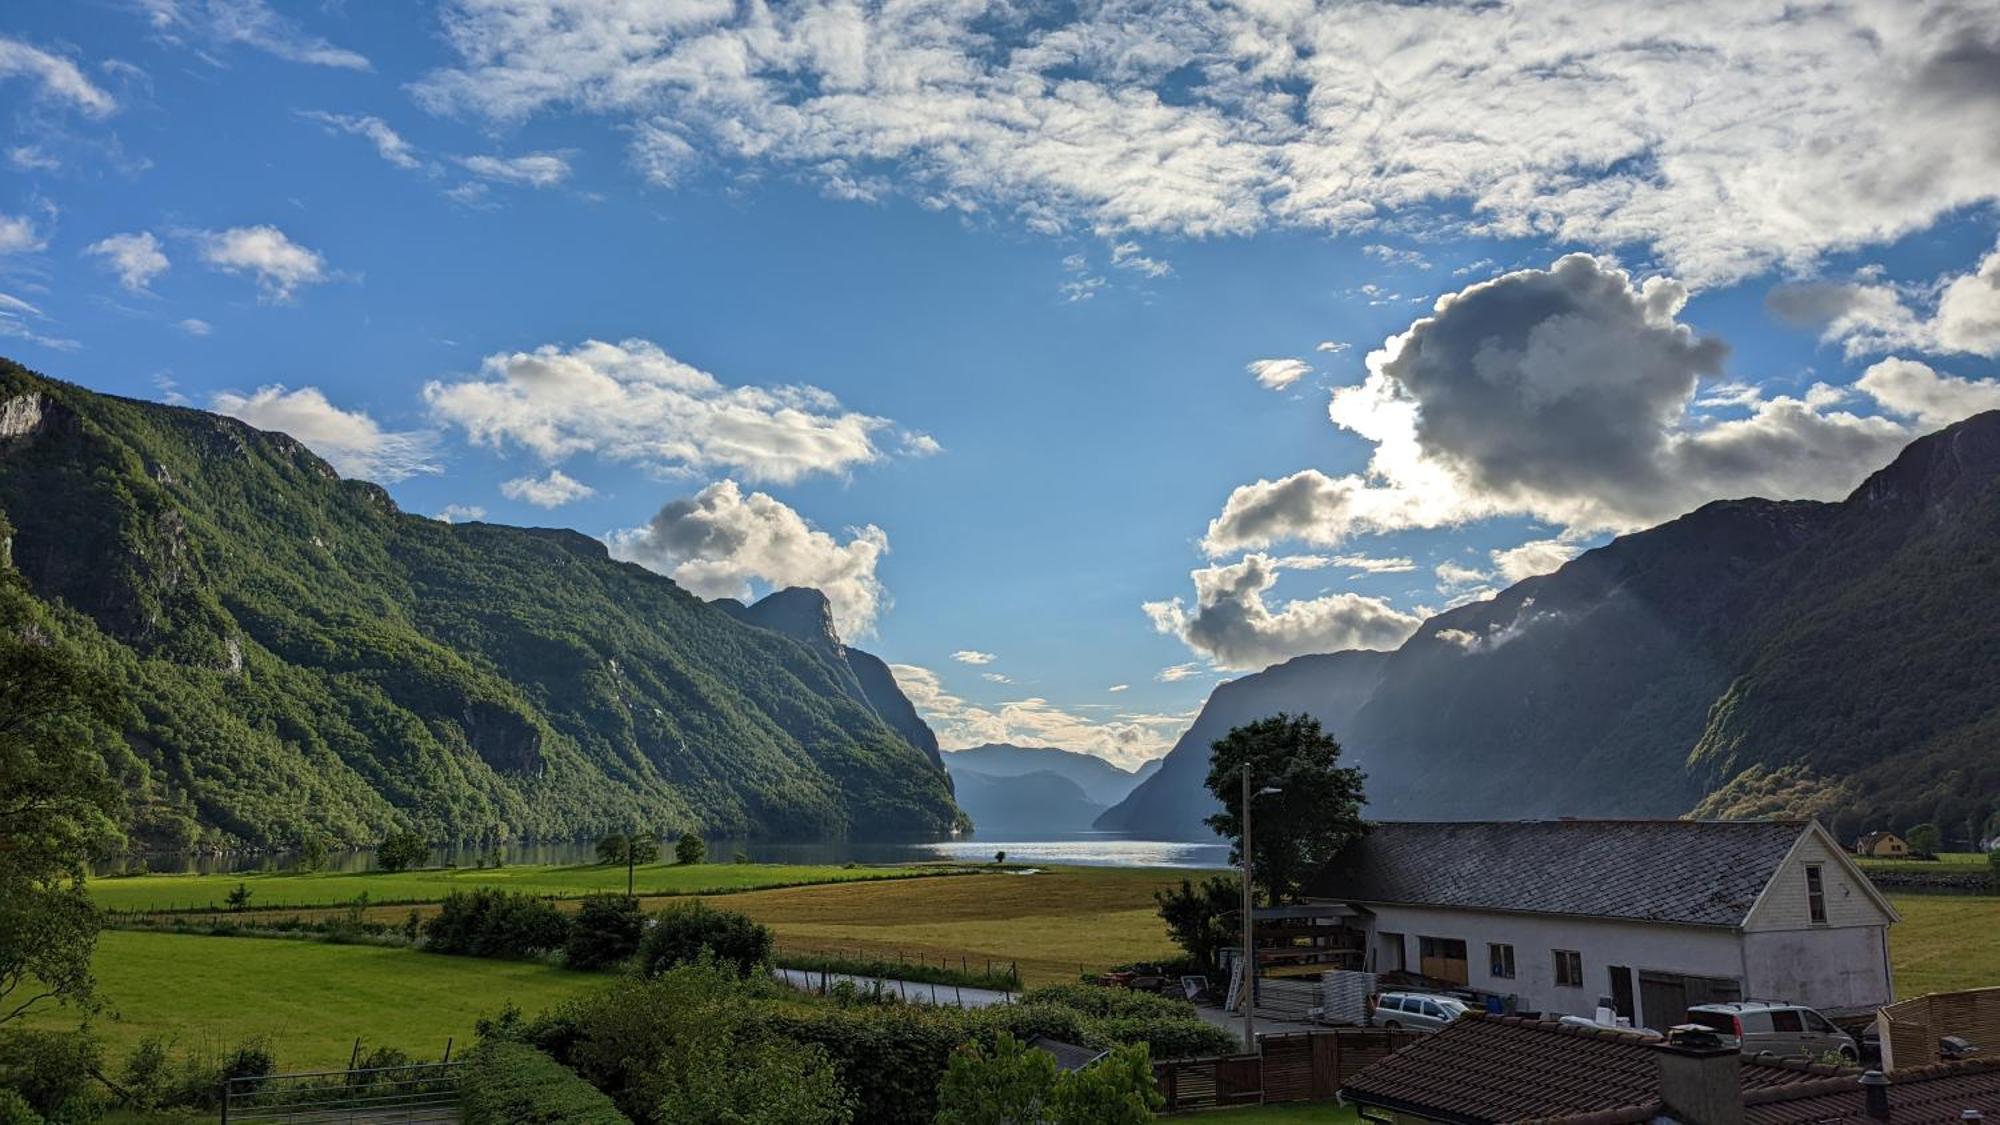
xmin=1639 ymin=973 xmax=1688 ymax=1032
xmin=1608 ymin=965 xmax=1636 ymax=1022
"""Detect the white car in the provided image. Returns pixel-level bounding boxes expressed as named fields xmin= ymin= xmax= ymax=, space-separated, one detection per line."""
xmin=1373 ymin=992 xmax=1470 ymax=1032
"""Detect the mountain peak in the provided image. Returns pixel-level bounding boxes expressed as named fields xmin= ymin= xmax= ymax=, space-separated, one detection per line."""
xmin=1849 ymin=409 xmax=2000 ymax=512
xmin=737 ymin=586 xmax=842 ymax=648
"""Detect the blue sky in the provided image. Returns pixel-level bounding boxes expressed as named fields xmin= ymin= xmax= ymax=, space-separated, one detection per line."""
xmin=3 ymin=1 xmax=1998 ymax=766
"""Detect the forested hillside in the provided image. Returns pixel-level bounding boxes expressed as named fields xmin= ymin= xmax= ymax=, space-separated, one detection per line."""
xmin=0 ymin=361 xmax=961 ymax=850
xmin=1102 ymin=412 xmax=2000 ymax=844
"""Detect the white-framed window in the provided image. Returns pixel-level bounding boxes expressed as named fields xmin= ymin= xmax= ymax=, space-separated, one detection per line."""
xmin=1805 ymin=863 xmax=1828 ymax=925
xmin=1489 ymin=943 xmax=1516 ymax=979
xmin=1553 ymin=949 xmax=1583 ymax=988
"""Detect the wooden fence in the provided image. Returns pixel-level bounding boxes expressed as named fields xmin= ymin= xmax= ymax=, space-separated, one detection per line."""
xmin=1155 ymin=1027 xmax=1421 ymax=1112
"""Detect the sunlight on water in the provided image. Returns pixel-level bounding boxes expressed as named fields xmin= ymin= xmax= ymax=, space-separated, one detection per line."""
xmin=918 ymin=837 xmax=1230 ymax=868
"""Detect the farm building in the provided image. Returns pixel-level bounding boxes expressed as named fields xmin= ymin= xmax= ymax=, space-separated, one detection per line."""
xmin=1854 ymin=831 xmax=1911 ymax=857
xmin=1298 ymin=819 xmax=1897 ymax=1029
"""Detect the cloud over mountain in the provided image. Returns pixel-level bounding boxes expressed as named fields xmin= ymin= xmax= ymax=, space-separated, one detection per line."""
xmin=210 ymin=385 xmax=439 ymax=482
xmin=1144 ymin=553 xmax=1422 ymax=670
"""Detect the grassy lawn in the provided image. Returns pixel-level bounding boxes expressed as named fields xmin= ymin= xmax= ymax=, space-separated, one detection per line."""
xmin=1857 ymin=851 xmax=1991 ymax=875
xmin=1886 ymin=893 xmax=2000 ymax=998
xmin=20 ymin=931 xmax=605 ymax=1071
xmin=1169 ymin=1103 xmax=1358 ymax=1122
xmin=88 ymin=860 xmax=972 ymax=914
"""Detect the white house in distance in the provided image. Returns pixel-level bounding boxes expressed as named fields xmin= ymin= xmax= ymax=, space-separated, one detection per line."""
xmin=1299 ymin=819 xmax=1899 ymax=1029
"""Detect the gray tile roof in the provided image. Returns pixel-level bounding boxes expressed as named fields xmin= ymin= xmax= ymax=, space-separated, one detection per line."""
xmin=1302 ymin=819 xmax=1810 ymax=928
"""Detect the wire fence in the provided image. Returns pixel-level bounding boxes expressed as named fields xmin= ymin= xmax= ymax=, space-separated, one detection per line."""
xmin=221 ymin=1059 xmax=462 ymax=1124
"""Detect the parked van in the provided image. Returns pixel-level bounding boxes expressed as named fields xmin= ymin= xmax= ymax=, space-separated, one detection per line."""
xmin=1685 ymin=1002 xmax=1859 ymax=1062
xmin=1373 ymin=992 xmax=1470 ymax=1032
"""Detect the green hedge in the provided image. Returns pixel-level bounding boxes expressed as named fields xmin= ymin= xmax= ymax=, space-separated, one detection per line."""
xmin=462 ymin=1041 xmax=628 ymax=1125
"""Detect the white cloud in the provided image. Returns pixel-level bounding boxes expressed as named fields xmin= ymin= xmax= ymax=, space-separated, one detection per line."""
xmin=1156 ymin=662 xmax=1206 ymax=683
xmin=197 ymin=225 xmax=329 ymax=302
xmin=1490 ymin=537 xmax=1582 ymax=583
xmin=1202 ymin=255 xmax=1919 ymax=556
xmin=0 ymin=290 xmax=78 ymax=351
xmin=415 ymin=1 xmax=2000 ymax=285
xmin=458 ymin=152 xmax=571 ymax=187
xmin=210 ymin=385 xmax=439 ymax=482
xmin=8 ymin=146 xmax=60 ymax=172
xmin=1854 ymin=358 xmax=2000 ymax=428
xmin=980 ymin=672 xmax=1012 ymax=684
xmin=1327 ymin=554 xmax=1416 ymax=574
xmin=1767 ymin=243 xmax=2000 ymax=359
xmin=500 ymin=468 xmax=597 ymax=508
xmin=889 ymin=663 xmax=1181 ymax=767
xmin=952 ymin=651 xmax=996 ymax=665
xmin=1316 ymin=341 xmax=1349 ymax=354
xmin=1107 ymin=684 xmax=1130 ymax=693
xmin=85 ymin=231 xmax=170 ymax=291
xmin=298 ymin=111 xmax=425 ymax=171
xmin=1110 ymin=241 xmax=1172 ymax=278
xmin=1145 ymin=553 xmax=1422 ymax=671
xmin=1433 ymin=560 xmax=1489 ymax=591
xmin=1935 ymin=243 xmax=2000 ymax=356
xmin=1365 ymin=244 xmax=1431 ymax=270
xmin=0 ymin=37 xmax=117 ymax=117
xmin=143 ymin=1 xmax=369 ymax=70
xmin=0 ymin=214 xmax=48 ymax=256
xmin=436 ymin=503 xmax=487 ymax=523
xmin=1247 ymin=358 xmax=1310 ymax=391
xmin=608 ymin=479 xmax=888 ymax=638
xmin=177 ymin=317 xmax=211 ymax=336
xmin=424 ymin=338 xmax=896 ymax=485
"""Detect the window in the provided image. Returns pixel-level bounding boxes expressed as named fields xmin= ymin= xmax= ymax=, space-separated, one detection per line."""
xmin=1805 ymin=864 xmax=1828 ymax=925
xmin=1771 ymin=1010 xmax=1805 ymax=1033
xmin=1418 ymin=936 xmax=1470 ymax=985
xmin=1378 ymin=996 xmax=1404 ymax=1012
xmin=1805 ymin=1011 xmax=1836 ymax=1033
xmin=1489 ymin=943 xmax=1516 ymax=979
xmin=1422 ymin=1000 xmax=1447 ymax=1019
xmin=1554 ymin=949 xmax=1583 ymax=988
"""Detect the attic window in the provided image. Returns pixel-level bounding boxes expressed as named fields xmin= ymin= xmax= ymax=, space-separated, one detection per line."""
xmin=1805 ymin=864 xmax=1827 ymax=925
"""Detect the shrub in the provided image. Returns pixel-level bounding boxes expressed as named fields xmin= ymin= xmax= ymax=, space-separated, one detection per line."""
xmin=118 ymin=1033 xmax=278 ymax=1112
xmin=637 ymin=902 xmax=770 ymax=978
xmin=936 ymin=1032 xmax=1161 ymax=1125
xmin=0 ymin=1029 xmax=102 ymax=1121
xmin=461 ymin=1040 xmax=627 ymax=1125
xmin=424 ymin=889 xmax=570 ymax=959
xmin=0 ymin=1089 xmax=37 ymax=1125
xmin=674 ymin=833 xmax=706 ymax=866
xmin=566 ymin=896 xmax=645 ymax=971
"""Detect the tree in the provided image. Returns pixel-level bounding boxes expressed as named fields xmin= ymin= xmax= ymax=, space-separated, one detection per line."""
xmin=675 ymin=832 xmax=707 ymax=866
xmin=638 ymin=901 xmax=771 ymax=978
xmin=595 ymin=832 xmax=628 ymax=865
xmin=226 ymin=883 xmax=252 ymax=911
xmin=994 ymin=850 xmax=1007 ymax=865
xmin=566 ymin=895 xmax=646 ymax=971
xmin=376 ymin=829 xmax=428 ymax=873
xmin=1905 ymin=823 xmax=1943 ymax=858
xmin=626 ymin=832 xmax=661 ymax=865
xmin=0 ymin=596 xmax=123 ymax=1026
xmin=1046 ymin=1043 xmax=1162 ymax=1125
xmin=297 ymin=834 xmax=329 ymax=873
xmin=1154 ymin=874 xmax=1241 ymax=976
xmin=1203 ymin=713 xmax=1366 ymax=906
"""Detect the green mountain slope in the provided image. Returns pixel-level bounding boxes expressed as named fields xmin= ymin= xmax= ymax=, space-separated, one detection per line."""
xmin=0 ymin=360 xmax=960 ymax=849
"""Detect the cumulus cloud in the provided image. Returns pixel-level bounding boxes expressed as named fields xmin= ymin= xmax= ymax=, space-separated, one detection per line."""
xmin=1247 ymin=358 xmax=1310 ymax=391
xmin=1854 ymin=358 xmax=2000 ymax=428
xmin=500 ymin=468 xmax=597 ymax=508
xmin=197 ymin=226 xmax=329 ymax=301
xmin=1767 ymin=242 xmax=2000 ymax=359
xmin=210 ymin=385 xmax=439 ymax=482
xmin=415 ymin=1 xmax=2000 ymax=284
xmin=0 ymin=37 xmax=117 ymax=117
xmin=457 ymin=152 xmax=571 ymax=187
xmin=142 ymin=1 xmax=369 ymax=70
xmin=85 ymin=231 xmax=170 ymax=291
xmin=0 ymin=213 xmax=51 ymax=256
xmin=1490 ymin=537 xmax=1582 ymax=583
xmin=423 ymin=338 xmax=895 ymax=485
xmin=889 ymin=663 xmax=1181 ymax=767
xmin=1433 ymin=560 xmax=1489 ymax=591
xmin=1203 ymin=255 xmax=1919 ymax=555
xmin=298 ymin=111 xmax=425 ymax=171
xmin=1144 ymin=553 xmax=1422 ymax=670
xmin=1935 ymin=243 xmax=2000 ymax=355
xmin=177 ymin=317 xmax=211 ymax=336
xmin=951 ymin=651 xmax=996 ymax=665
xmin=436 ymin=503 xmax=487 ymax=523
xmin=609 ymin=479 xmax=888 ymax=637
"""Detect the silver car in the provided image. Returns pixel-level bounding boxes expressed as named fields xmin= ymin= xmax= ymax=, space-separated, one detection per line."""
xmin=1686 ymin=1002 xmax=1859 ymax=1063
xmin=1373 ymin=991 xmax=1470 ymax=1032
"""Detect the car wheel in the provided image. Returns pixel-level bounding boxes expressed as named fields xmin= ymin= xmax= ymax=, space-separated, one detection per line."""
xmin=1382 ymin=1020 xmax=1401 ymax=1030
xmin=1840 ymin=1046 xmax=1858 ymax=1064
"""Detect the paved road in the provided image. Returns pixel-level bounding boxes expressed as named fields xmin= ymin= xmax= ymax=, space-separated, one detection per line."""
xmin=771 ymin=967 xmax=1017 ymax=1008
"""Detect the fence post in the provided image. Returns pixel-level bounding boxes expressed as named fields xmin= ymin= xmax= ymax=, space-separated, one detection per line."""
xmin=219 ymin=1078 xmax=230 ymax=1125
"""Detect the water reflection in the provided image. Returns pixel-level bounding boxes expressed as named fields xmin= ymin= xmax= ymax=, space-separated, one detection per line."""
xmin=97 ymin=832 xmax=1229 ymax=876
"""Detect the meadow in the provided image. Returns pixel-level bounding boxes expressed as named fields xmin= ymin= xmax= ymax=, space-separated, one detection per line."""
xmin=1854 ymin=851 xmax=1992 ymax=876
xmin=87 ymin=859 xmax=973 ymax=914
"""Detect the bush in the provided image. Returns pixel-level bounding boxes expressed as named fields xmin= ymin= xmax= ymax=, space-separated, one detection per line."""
xmin=462 ymin=1040 xmax=627 ymax=1125
xmin=637 ymin=902 xmax=770 ymax=978
xmin=118 ymin=1033 xmax=278 ymax=1112
xmin=0 ymin=1089 xmax=37 ymax=1125
xmin=424 ymin=889 xmax=571 ymax=959
xmin=674 ymin=833 xmax=706 ymax=866
xmin=0 ymin=1029 xmax=102 ymax=1121
xmin=566 ymin=896 xmax=645 ymax=971
xmin=377 ymin=830 xmax=429 ymax=873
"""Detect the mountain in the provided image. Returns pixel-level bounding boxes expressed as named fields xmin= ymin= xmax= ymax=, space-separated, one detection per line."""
xmin=941 ymin=743 xmax=1153 ymax=807
xmin=1101 ymin=412 xmax=2000 ymax=845
xmin=1094 ymin=651 xmax=1391 ymax=839
xmin=946 ymin=768 xmax=1106 ymax=835
xmin=0 ymin=361 xmax=961 ymax=850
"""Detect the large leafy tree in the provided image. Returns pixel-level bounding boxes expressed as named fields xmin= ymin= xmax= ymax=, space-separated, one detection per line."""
xmin=0 ymin=577 xmax=124 ymax=1025
xmin=1204 ymin=713 xmax=1366 ymax=906
xmin=1153 ymin=875 xmax=1241 ymax=976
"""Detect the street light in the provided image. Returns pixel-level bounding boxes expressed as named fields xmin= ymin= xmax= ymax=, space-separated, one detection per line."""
xmin=1241 ymin=769 xmax=1283 ymax=1054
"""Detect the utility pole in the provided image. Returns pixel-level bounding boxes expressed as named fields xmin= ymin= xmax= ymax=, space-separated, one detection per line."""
xmin=626 ymin=831 xmax=636 ymax=900
xmin=1241 ymin=764 xmax=1256 ymax=1054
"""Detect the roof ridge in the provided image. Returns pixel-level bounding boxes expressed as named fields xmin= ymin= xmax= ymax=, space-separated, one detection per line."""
xmin=1465 ymin=1012 xmax=1661 ymax=1042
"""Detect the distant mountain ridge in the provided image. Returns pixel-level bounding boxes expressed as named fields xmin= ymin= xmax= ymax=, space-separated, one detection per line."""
xmin=1100 ymin=412 xmax=2000 ymax=844
xmin=946 ymin=768 xmax=1106 ymax=835
xmin=0 ymin=360 xmax=961 ymax=849
xmin=941 ymin=743 xmax=1155 ymax=807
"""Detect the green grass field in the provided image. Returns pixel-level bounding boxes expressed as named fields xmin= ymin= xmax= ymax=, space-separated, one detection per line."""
xmin=1855 ymin=851 xmax=1992 ymax=876
xmin=1885 ymin=893 xmax=2000 ymax=997
xmin=88 ymin=860 xmax=972 ymax=914
xmin=21 ymin=931 xmax=606 ymax=1070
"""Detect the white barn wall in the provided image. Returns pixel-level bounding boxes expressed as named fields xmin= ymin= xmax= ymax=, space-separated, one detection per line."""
xmin=1741 ymin=926 xmax=1893 ymax=1012
xmin=1362 ymin=905 xmax=1744 ymax=1027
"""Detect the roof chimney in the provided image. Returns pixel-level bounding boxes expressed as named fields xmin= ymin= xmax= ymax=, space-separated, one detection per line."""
xmin=1860 ymin=1069 xmax=1890 ymax=1121
xmin=1655 ymin=1027 xmax=1743 ymax=1125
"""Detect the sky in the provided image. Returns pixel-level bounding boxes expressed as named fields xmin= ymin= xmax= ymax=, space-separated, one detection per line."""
xmin=2 ymin=1 xmax=1998 ymax=769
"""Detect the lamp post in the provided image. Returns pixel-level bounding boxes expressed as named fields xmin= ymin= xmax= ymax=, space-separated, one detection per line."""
xmin=1241 ymin=769 xmax=1282 ymax=1054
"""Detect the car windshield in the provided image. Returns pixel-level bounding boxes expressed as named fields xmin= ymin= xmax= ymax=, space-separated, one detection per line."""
xmin=1687 ymin=1011 xmax=1738 ymax=1035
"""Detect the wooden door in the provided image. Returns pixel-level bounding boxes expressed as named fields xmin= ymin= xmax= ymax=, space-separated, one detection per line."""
xmin=1609 ymin=965 xmax=1636 ymax=1022
xmin=1418 ymin=936 xmax=1469 ymax=985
